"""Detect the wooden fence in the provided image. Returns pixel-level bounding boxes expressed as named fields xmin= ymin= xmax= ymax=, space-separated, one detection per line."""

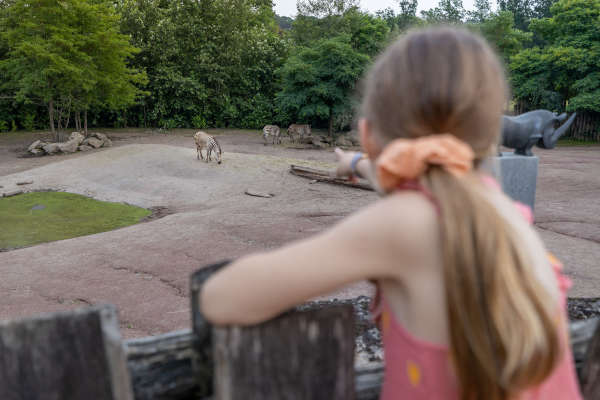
xmin=1 ymin=261 xmax=600 ymax=399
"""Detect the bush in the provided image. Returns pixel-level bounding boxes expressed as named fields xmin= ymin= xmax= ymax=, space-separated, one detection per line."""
xmin=22 ymin=114 xmax=35 ymax=131
xmin=0 ymin=120 xmax=8 ymax=132
xmin=192 ymin=115 xmax=208 ymax=129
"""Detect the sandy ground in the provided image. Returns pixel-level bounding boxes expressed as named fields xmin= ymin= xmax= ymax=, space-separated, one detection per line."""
xmin=0 ymin=129 xmax=598 ymax=338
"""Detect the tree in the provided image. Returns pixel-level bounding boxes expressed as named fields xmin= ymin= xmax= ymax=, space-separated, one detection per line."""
xmin=497 ymin=0 xmax=533 ymax=31
xmin=467 ymin=0 xmax=492 ymax=23
xmin=277 ymin=36 xmax=369 ymax=135
xmin=476 ymin=11 xmax=532 ymax=64
xmin=118 ymin=0 xmax=286 ymax=129
xmin=510 ymin=0 xmax=600 ymax=113
xmin=0 ymin=0 xmax=145 ymax=139
xmin=296 ymin=0 xmax=359 ymax=17
xmin=421 ymin=0 xmax=465 ymax=24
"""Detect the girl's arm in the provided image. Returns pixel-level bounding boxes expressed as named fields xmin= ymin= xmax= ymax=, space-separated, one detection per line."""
xmin=200 ymin=192 xmax=436 ymax=326
xmin=334 ymin=148 xmax=382 ymax=193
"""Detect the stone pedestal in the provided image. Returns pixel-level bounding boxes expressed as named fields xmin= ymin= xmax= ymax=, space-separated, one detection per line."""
xmin=495 ymin=152 xmax=538 ymax=210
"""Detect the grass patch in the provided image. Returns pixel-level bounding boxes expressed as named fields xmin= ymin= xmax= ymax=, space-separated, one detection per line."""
xmin=557 ymin=138 xmax=599 ymax=146
xmin=0 ymin=192 xmax=151 ymax=250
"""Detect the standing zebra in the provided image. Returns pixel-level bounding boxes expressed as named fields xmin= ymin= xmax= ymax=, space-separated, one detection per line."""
xmin=262 ymin=125 xmax=281 ymax=145
xmin=193 ymin=131 xmax=222 ymax=164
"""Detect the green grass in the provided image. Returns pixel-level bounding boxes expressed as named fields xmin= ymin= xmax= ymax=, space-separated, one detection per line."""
xmin=557 ymin=138 xmax=599 ymax=146
xmin=0 ymin=192 xmax=151 ymax=250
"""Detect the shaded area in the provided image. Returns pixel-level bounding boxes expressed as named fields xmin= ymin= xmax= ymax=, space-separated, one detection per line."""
xmin=0 ymin=192 xmax=150 ymax=250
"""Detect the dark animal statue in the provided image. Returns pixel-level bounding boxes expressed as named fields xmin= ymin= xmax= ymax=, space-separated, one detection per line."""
xmin=501 ymin=110 xmax=577 ymax=156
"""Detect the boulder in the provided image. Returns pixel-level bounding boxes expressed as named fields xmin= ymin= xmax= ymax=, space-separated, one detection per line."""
xmin=86 ymin=137 xmax=103 ymax=148
xmin=42 ymin=143 xmax=61 ymax=154
xmin=104 ymin=138 xmax=112 ymax=147
xmin=27 ymin=140 xmax=45 ymax=152
xmin=57 ymin=139 xmax=79 ymax=153
xmin=91 ymin=132 xmax=108 ymax=142
xmin=29 ymin=148 xmax=44 ymax=155
xmin=311 ymin=137 xmax=328 ymax=149
xmin=68 ymin=132 xmax=85 ymax=145
xmin=78 ymin=145 xmax=93 ymax=152
xmin=335 ymin=135 xmax=354 ymax=148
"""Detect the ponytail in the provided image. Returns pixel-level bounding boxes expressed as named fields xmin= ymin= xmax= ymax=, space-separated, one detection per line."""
xmin=424 ymin=167 xmax=561 ymax=400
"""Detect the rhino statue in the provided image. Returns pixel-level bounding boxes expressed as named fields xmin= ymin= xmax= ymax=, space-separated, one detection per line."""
xmin=501 ymin=110 xmax=577 ymax=156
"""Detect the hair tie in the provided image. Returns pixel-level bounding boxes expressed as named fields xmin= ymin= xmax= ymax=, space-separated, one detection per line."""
xmin=375 ymin=134 xmax=475 ymax=192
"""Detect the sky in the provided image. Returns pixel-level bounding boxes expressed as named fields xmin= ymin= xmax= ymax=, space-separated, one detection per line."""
xmin=274 ymin=0 xmax=477 ymax=17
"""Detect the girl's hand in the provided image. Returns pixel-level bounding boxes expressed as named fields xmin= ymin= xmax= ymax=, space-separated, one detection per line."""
xmin=334 ymin=148 xmax=360 ymax=179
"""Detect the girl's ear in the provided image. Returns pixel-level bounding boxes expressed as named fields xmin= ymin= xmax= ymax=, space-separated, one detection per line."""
xmin=359 ymin=118 xmax=382 ymax=159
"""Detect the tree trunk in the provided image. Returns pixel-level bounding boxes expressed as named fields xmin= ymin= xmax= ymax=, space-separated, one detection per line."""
xmin=84 ymin=110 xmax=88 ymax=135
xmin=49 ymin=99 xmax=56 ymax=141
xmin=328 ymin=110 xmax=334 ymax=136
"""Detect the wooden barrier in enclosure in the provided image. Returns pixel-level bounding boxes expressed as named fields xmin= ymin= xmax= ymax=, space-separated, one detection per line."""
xmin=2 ymin=262 xmax=600 ymax=399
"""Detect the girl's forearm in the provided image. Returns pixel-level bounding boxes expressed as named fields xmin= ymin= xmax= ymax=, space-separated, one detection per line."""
xmin=355 ymin=158 xmax=382 ymax=193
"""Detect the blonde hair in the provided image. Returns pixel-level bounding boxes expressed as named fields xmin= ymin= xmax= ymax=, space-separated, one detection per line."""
xmin=362 ymin=27 xmax=560 ymax=400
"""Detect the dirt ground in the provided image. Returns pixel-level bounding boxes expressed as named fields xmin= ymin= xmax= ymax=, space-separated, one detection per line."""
xmin=0 ymin=129 xmax=599 ymax=338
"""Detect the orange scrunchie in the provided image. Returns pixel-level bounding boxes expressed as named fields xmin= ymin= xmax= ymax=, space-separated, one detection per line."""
xmin=375 ymin=134 xmax=475 ymax=192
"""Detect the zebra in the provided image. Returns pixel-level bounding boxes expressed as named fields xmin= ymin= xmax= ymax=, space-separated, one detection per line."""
xmin=262 ymin=125 xmax=281 ymax=145
xmin=193 ymin=131 xmax=222 ymax=164
xmin=287 ymin=124 xmax=311 ymax=143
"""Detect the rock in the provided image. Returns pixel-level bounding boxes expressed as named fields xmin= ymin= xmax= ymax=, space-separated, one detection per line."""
xmin=42 ymin=143 xmax=61 ymax=154
xmin=104 ymin=138 xmax=112 ymax=147
xmin=311 ymin=137 xmax=328 ymax=148
xmin=78 ymin=145 xmax=93 ymax=152
xmin=27 ymin=140 xmax=45 ymax=152
xmin=86 ymin=137 xmax=103 ymax=149
xmin=91 ymin=132 xmax=108 ymax=142
xmin=16 ymin=180 xmax=33 ymax=186
xmin=31 ymin=204 xmax=46 ymax=210
xmin=3 ymin=190 xmax=23 ymax=197
xmin=57 ymin=139 xmax=79 ymax=153
xmin=335 ymin=135 xmax=354 ymax=148
xmin=68 ymin=132 xmax=85 ymax=145
xmin=29 ymin=148 xmax=44 ymax=156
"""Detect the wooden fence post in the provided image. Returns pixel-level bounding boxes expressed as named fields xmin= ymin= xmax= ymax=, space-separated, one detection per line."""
xmin=213 ymin=305 xmax=355 ymax=400
xmin=580 ymin=318 xmax=600 ymax=398
xmin=0 ymin=304 xmax=133 ymax=400
xmin=190 ymin=260 xmax=232 ymax=397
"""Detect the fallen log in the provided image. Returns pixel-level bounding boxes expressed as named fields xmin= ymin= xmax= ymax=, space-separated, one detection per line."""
xmin=290 ymin=165 xmax=374 ymax=191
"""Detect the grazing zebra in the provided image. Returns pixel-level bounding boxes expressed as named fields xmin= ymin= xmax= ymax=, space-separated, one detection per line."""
xmin=262 ymin=125 xmax=281 ymax=145
xmin=193 ymin=131 xmax=222 ymax=164
xmin=287 ymin=124 xmax=311 ymax=143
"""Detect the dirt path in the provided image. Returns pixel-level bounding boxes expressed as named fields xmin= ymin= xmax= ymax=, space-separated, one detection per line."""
xmin=0 ymin=129 xmax=598 ymax=337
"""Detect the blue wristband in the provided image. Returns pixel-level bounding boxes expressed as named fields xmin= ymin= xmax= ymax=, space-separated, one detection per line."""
xmin=350 ymin=152 xmax=364 ymax=175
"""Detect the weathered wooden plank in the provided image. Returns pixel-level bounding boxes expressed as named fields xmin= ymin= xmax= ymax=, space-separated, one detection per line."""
xmin=580 ymin=318 xmax=600 ymax=398
xmin=125 ymin=329 xmax=198 ymax=400
xmin=213 ymin=305 xmax=355 ymax=400
xmin=190 ymin=260 xmax=232 ymax=398
xmin=0 ymin=304 xmax=133 ymax=400
xmin=290 ymin=164 xmax=374 ymax=191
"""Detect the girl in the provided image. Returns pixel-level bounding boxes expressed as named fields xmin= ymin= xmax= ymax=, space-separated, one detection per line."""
xmin=200 ymin=27 xmax=582 ymax=399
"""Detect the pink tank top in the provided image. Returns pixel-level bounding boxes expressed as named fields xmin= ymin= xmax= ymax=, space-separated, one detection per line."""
xmin=372 ymin=178 xmax=583 ymax=400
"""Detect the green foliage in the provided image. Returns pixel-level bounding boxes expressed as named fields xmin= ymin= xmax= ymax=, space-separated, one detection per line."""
xmin=510 ymin=0 xmax=600 ymax=112
xmin=0 ymin=191 xmax=150 ymax=250
xmin=277 ymin=36 xmax=369 ymax=134
xmin=475 ymin=11 xmax=532 ymax=64
xmin=22 ymin=113 xmax=35 ymax=131
xmin=118 ymin=0 xmax=286 ymax=128
xmin=0 ymin=0 xmax=146 ymax=135
xmin=497 ymin=0 xmax=534 ymax=30
xmin=0 ymin=119 xmax=7 ymax=132
xmin=421 ymin=0 xmax=466 ymax=24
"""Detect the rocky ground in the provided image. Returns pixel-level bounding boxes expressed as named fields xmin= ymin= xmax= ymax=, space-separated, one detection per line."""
xmin=0 ymin=129 xmax=598 ymax=346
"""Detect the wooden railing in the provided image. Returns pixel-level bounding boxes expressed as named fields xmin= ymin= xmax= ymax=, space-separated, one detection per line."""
xmin=1 ymin=262 xmax=600 ymax=399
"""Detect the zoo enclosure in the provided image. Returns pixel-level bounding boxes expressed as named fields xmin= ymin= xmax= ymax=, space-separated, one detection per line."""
xmin=2 ymin=261 xmax=600 ymax=400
